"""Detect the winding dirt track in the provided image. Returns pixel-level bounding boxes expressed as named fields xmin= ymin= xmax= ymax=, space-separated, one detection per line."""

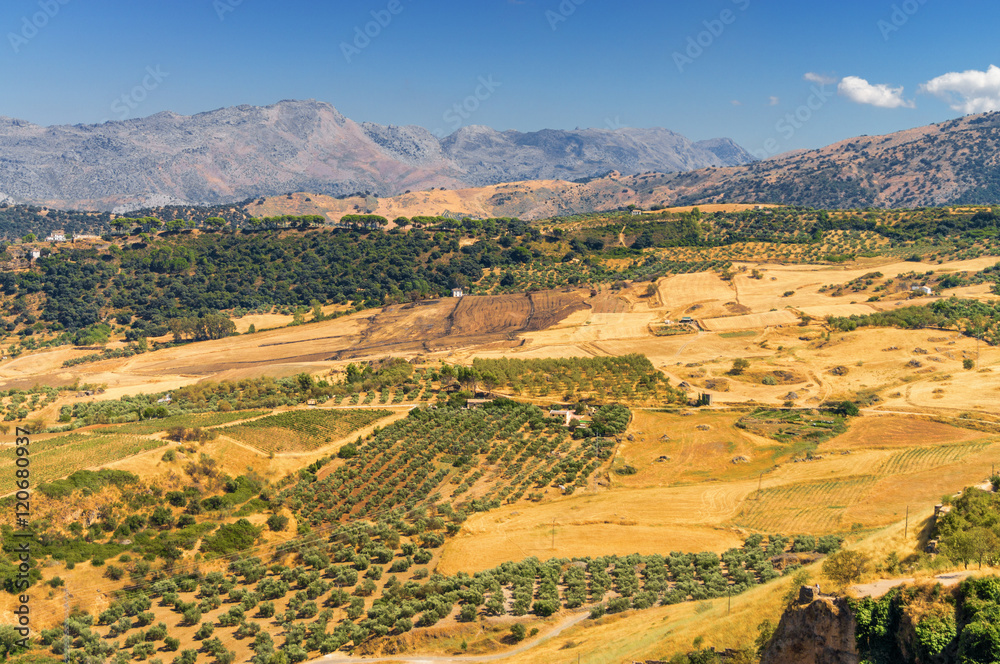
xmin=313 ymin=612 xmax=590 ymax=664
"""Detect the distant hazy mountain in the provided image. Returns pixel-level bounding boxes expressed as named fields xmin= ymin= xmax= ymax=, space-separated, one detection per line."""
xmin=0 ymin=100 xmax=754 ymax=211
xmin=238 ymin=111 xmax=1000 ymax=221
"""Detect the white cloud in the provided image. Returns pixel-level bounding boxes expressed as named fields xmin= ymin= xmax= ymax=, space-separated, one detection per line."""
xmin=920 ymin=65 xmax=1000 ymax=114
xmin=731 ymin=100 xmax=742 ymax=106
xmin=804 ymin=72 xmax=836 ymax=85
xmin=768 ymin=96 xmax=780 ymax=106
xmin=837 ymin=76 xmax=914 ymax=109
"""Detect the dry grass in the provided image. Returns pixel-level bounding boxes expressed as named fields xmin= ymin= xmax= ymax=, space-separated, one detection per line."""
xmin=505 ymin=568 xmax=807 ymax=664
xmin=824 ymin=415 xmax=986 ymax=451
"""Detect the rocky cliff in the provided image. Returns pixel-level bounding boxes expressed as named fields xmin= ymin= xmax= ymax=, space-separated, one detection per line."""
xmin=760 ymin=587 xmax=860 ymax=664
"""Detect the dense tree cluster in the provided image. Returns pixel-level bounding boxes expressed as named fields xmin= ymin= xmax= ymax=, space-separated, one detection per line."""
xmin=7 ymin=221 xmax=538 ymax=335
xmin=828 ymin=298 xmax=1000 ymax=345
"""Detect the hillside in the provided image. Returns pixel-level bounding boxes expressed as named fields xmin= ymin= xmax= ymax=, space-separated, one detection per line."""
xmin=255 ymin=112 xmax=1000 ymax=220
xmin=0 ymin=206 xmax=998 ymax=663
xmin=5 ymin=111 xmax=1000 ymax=228
xmin=0 ymin=100 xmax=752 ymax=212
xmin=662 ymin=112 xmax=1000 ymax=209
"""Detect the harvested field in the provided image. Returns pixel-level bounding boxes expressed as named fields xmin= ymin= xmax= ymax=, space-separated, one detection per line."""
xmin=590 ymin=293 xmax=629 ymax=314
xmin=827 ymin=416 xmax=987 ymax=451
xmin=611 ymin=410 xmax=777 ymax=487
xmin=437 ymin=482 xmax=754 ymax=574
xmin=876 ymin=442 xmax=990 ymax=475
xmin=657 ymin=272 xmax=736 ymax=317
xmin=700 ymin=310 xmax=800 ymax=331
xmin=733 ymin=475 xmax=880 ymax=532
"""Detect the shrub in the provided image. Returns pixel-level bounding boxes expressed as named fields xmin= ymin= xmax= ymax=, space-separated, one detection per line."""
xmin=266 ymin=514 xmax=289 ymax=532
xmin=200 ymin=518 xmax=259 ymax=555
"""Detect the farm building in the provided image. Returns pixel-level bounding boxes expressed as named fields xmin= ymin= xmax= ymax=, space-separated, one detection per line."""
xmin=465 ymin=398 xmax=493 ymax=409
xmin=911 ymin=285 xmax=933 ymax=296
xmin=548 ymin=409 xmax=589 ymax=427
xmin=451 ymin=288 xmax=464 ymax=298
xmin=46 ymin=232 xmax=67 ymax=242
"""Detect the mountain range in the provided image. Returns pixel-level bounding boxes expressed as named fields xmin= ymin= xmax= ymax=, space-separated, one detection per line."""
xmin=234 ymin=111 xmax=1000 ymax=222
xmin=0 ymin=100 xmax=753 ymax=212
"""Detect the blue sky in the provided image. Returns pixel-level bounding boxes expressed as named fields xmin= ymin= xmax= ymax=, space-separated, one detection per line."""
xmin=1 ymin=0 xmax=998 ymax=156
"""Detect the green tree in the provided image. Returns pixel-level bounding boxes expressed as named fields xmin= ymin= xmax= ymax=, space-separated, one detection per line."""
xmin=729 ymin=358 xmax=750 ymax=375
xmin=822 ymin=549 xmax=872 ymax=588
xmin=0 ymin=624 xmax=27 ymax=658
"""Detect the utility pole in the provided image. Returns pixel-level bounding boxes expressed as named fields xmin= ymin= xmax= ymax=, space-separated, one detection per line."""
xmin=63 ymin=587 xmax=70 ymax=664
xmin=904 ymin=506 xmax=909 ymax=540
xmin=757 ymin=472 xmax=764 ymax=500
xmin=551 ymin=518 xmax=556 ymax=549
xmin=728 ymin=584 xmax=732 ymax=615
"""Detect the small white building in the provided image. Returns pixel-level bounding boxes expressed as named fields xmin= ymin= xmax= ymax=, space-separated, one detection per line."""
xmin=548 ymin=409 xmax=590 ymax=427
xmin=46 ymin=233 xmax=67 ymax=242
xmin=630 ymin=209 xmax=642 ymax=216
xmin=452 ymin=288 xmax=464 ymax=298
xmin=29 ymin=250 xmax=41 ymax=260
xmin=911 ymin=285 xmax=933 ymax=296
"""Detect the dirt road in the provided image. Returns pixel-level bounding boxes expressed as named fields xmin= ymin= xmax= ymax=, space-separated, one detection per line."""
xmin=313 ymin=612 xmax=589 ymax=664
xmin=850 ymin=571 xmax=978 ymax=599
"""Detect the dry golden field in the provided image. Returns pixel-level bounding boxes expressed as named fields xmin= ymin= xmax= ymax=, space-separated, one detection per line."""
xmin=2 ymin=252 xmax=999 ymax=664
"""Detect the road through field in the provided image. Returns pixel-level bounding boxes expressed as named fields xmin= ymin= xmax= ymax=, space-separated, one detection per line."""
xmin=850 ymin=571 xmax=980 ymax=599
xmin=314 ymin=612 xmax=590 ymax=664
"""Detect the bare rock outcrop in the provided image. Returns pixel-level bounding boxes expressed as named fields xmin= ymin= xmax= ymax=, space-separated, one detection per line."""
xmin=760 ymin=586 xmax=859 ymax=664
